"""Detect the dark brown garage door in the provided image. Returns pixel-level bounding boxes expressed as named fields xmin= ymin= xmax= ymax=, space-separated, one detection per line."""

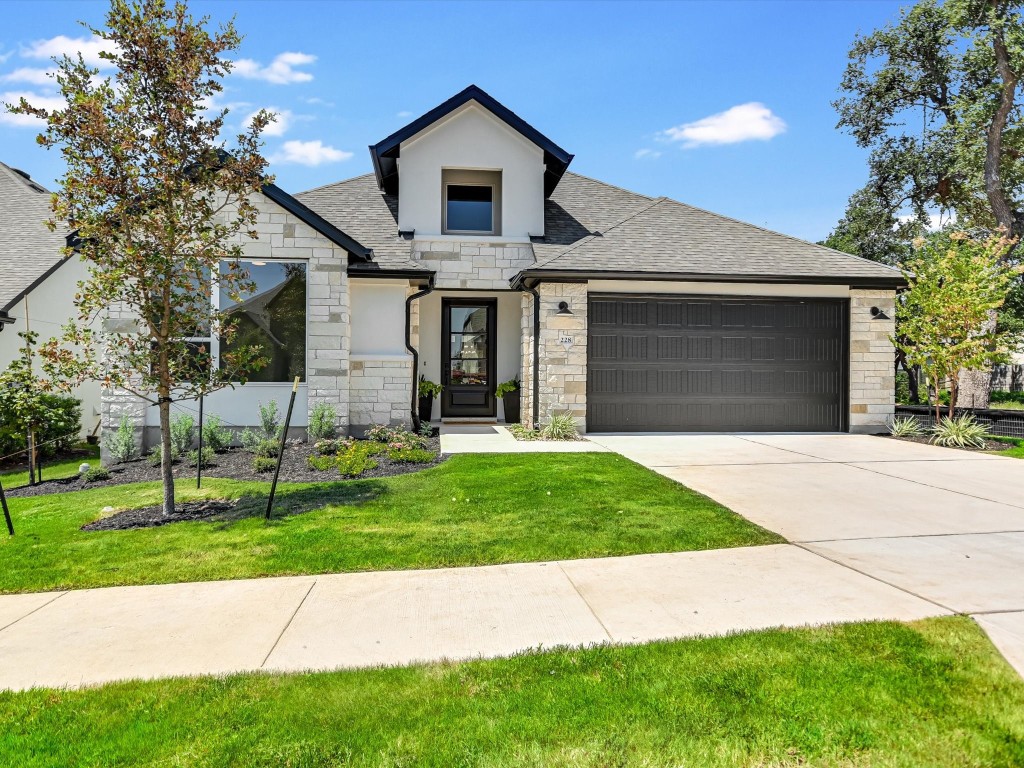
xmin=587 ymin=295 xmax=846 ymax=432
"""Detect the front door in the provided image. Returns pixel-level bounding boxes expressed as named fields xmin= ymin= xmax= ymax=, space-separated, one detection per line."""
xmin=441 ymin=298 xmax=497 ymax=417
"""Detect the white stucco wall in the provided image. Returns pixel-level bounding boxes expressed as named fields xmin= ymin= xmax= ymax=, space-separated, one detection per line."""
xmin=350 ymin=281 xmax=409 ymax=356
xmin=417 ymin=290 xmax=523 ymax=421
xmin=397 ymin=103 xmax=546 ymax=239
xmin=0 ymin=257 xmax=102 ymax=437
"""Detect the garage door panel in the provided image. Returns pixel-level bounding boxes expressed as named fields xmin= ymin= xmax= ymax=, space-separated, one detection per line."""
xmin=587 ymin=295 xmax=845 ymax=432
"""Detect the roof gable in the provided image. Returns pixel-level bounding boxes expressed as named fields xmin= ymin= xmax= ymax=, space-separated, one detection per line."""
xmin=369 ymin=85 xmax=573 ymax=198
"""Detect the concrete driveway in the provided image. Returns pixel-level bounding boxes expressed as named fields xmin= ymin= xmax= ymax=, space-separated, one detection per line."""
xmin=587 ymin=433 xmax=1024 ymax=674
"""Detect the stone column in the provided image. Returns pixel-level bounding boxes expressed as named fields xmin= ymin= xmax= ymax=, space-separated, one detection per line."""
xmin=306 ymin=251 xmax=350 ymax=433
xmin=849 ymin=289 xmax=896 ymax=433
xmin=536 ymin=283 xmax=588 ymax=430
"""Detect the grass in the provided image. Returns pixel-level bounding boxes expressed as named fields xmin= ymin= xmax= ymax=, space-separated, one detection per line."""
xmin=990 ymin=436 xmax=1024 ymax=458
xmin=0 ymin=453 xmax=780 ymax=594
xmin=0 ymin=443 xmax=100 ymax=489
xmin=1 ymin=617 xmax=1022 ymax=767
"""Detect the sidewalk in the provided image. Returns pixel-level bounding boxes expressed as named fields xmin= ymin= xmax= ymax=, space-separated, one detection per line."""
xmin=0 ymin=544 xmax=945 ymax=691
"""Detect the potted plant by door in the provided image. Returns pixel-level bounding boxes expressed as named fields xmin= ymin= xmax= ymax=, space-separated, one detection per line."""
xmin=418 ymin=376 xmax=442 ymax=424
xmin=496 ymin=378 xmax=521 ymax=424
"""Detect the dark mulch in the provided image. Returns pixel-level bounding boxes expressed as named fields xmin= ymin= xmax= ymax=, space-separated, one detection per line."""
xmin=7 ymin=437 xmax=444 ymax=498
xmin=886 ymin=434 xmax=1014 ymax=452
xmin=82 ymin=499 xmax=239 ymax=531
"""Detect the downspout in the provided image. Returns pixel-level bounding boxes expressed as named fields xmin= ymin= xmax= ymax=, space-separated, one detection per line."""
xmin=0 ymin=310 xmax=13 ymax=333
xmin=404 ymin=275 xmax=436 ymax=430
xmin=526 ymin=283 xmax=540 ymax=428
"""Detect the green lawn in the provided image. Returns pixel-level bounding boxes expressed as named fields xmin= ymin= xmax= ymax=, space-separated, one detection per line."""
xmin=992 ymin=437 xmax=1024 ymax=458
xmin=0 ymin=453 xmax=780 ymax=594
xmin=0 ymin=443 xmax=100 ymax=489
xmin=2 ymin=617 xmax=1022 ymax=767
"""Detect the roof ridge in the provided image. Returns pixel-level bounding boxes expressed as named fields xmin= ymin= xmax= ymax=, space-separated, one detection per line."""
xmin=533 ymin=195 xmax=666 ymax=269
xmin=297 ymin=172 xmax=377 ymax=196
xmin=658 ymin=197 xmax=904 ymax=276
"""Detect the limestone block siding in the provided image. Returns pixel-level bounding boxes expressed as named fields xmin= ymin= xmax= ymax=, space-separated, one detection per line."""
xmin=520 ymin=291 xmax=535 ymax=427
xmin=849 ymin=289 xmax=896 ymax=432
xmin=349 ymin=357 xmax=414 ymax=429
xmin=533 ymin=283 xmax=588 ymax=429
xmin=411 ymin=240 xmax=534 ymax=291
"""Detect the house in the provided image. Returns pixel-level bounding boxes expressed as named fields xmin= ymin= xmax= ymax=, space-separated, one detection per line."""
xmin=0 ymin=161 xmax=100 ymax=436
xmin=92 ymin=85 xmax=903 ymax=454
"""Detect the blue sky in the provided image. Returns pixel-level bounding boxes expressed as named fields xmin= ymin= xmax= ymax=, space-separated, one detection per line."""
xmin=1 ymin=0 xmax=909 ymax=242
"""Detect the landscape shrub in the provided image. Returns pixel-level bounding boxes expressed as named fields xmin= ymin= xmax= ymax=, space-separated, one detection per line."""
xmin=0 ymin=394 xmax=82 ymax=460
xmin=186 ymin=446 xmax=214 ymax=469
xmin=253 ymin=439 xmax=280 ymax=459
xmin=313 ymin=438 xmax=352 ymax=456
xmin=307 ymin=454 xmax=335 ymax=472
xmin=387 ymin=446 xmax=435 ymax=464
xmin=258 ymin=401 xmax=282 ymax=439
xmin=251 ymin=456 xmax=277 ymax=473
xmin=889 ymin=415 xmax=923 ymax=438
xmin=148 ymin=444 xmax=171 ymax=467
xmin=931 ymin=414 xmax=990 ymax=449
xmin=991 ymin=390 xmax=1024 ymax=405
xmin=106 ymin=416 xmax=138 ymax=464
xmin=541 ymin=411 xmax=579 ymax=441
xmin=169 ymin=414 xmax=196 ymax=456
xmin=308 ymin=402 xmax=337 ymax=441
xmin=337 ymin=442 xmax=379 ymax=477
xmin=201 ymin=415 xmax=233 ymax=452
xmin=83 ymin=467 xmax=110 ymax=483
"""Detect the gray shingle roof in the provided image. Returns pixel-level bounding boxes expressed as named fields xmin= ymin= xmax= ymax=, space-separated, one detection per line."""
xmin=0 ymin=162 xmax=69 ymax=312
xmin=295 ymin=169 xmax=903 ymax=286
xmin=295 ymin=174 xmax=420 ymax=271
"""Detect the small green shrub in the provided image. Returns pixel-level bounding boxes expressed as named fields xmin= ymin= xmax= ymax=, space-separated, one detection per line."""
xmin=895 ymin=371 xmax=911 ymax=404
xmin=252 ymin=456 xmax=277 ymax=473
xmin=365 ymin=425 xmax=425 ymax=447
xmin=931 ymin=414 xmax=990 ymax=449
xmin=254 ymin=438 xmax=280 ymax=459
xmin=507 ymin=424 xmax=541 ymax=441
xmin=541 ymin=411 xmax=579 ymax=441
xmin=889 ymin=415 xmax=924 ymax=438
xmin=106 ymin=416 xmax=138 ymax=464
xmin=991 ymin=390 xmax=1024 ymax=405
xmin=258 ymin=400 xmax=282 ymax=440
xmin=418 ymin=377 xmax=442 ymax=398
xmin=387 ymin=446 xmax=436 ymax=464
xmin=148 ymin=444 xmax=173 ymax=467
xmin=314 ymin=438 xmax=352 ymax=455
xmin=308 ymin=402 xmax=338 ymax=441
xmin=201 ymin=415 xmax=233 ymax=452
xmin=240 ymin=428 xmax=261 ymax=453
xmin=307 ymin=454 xmax=336 ymax=472
xmin=496 ymin=378 xmax=520 ymax=398
xmin=83 ymin=467 xmax=110 ymax=483
xmin=186 ymin=446 xmax=214 ymax=468
xmin=336 ymin=442 xmax=379 ymax=477
xmin=418 ymin=420 xmax=435 ymax=438
xmin=169 ymin=414 xmax=196 ymax=456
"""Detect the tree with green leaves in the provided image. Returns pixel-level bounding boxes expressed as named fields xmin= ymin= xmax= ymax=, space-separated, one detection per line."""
xmin=6 ymin=0 xmax=272 ymax=516
xmin=832 ymin=0 xmax=1024 ymax=407
xmin=895 ymin=231 xmax=1021 ymax=421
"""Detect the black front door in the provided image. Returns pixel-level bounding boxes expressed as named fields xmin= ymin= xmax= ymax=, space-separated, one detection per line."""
xmin=442 ymin=298 xmax=497 ymax=417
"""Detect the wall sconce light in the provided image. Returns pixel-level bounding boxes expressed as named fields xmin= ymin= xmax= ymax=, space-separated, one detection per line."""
xmin=556 ymin=301 xmax=573 ymax=315
xmin=870 ymin=306 xmax=890 ymax=320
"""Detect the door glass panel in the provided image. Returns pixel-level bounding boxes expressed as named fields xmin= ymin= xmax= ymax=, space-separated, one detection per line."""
xmin=450 ymin=306 xmax=488 ymax=333
xmin=451 ymin=359 xmax=488 ymax=386
xmin=450 ymin=332 xmax=487 ymax=359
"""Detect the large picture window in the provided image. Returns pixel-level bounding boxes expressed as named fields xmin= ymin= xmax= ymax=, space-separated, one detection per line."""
xmin=219 ymin=261 xmax=307 ymax=383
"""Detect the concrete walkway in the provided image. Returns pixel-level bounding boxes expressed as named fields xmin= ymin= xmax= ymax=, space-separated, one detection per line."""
xmin=439 ymin=423 xmax=606 ymax=453
xmin=587 ymin=433 xmax=1024 ymax=676
xmin=0 ymin=544 xmax=944 ymax=691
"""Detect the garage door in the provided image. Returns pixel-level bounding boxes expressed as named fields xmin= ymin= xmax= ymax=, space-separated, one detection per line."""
xmin=587 ymin=295 xmax=846 ymax=432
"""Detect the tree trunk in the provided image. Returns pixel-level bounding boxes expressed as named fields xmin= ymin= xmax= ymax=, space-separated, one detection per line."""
xmin=908 ymin=364 xmax=921 ymax=405
xmin=985 ymin=6 xmax=1022 ymax=238
xmin=956 ymin=310 xmax=998 ymax=411
xmin=158 ymin=397 xmax=175 ymax=516
xmin=26 ymin=428 xmax=36 ymax=486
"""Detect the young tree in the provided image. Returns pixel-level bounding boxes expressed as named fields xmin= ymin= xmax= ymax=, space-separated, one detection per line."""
xmin=833 ymin=0 xmax=1024 ymax=407
xmin=6 ymin=0 xmax=272 ymax=516
xmin=895 ymin=231 xmax=1021 ymax=421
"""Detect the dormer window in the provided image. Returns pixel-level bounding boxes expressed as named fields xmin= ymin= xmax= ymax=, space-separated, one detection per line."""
xmin=443 ymin=169 xmax=501 ymax=235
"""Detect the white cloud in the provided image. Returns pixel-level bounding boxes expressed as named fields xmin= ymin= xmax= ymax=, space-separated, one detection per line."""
xmin=0 ymin=90 xmax=65 ymax=126
xmin=396 ymin=110 xmax=413 ymax=118
xmin=634 ymin=148 xmax=662 ymax=160
xmin=1 ymin=67 xmax=53 ymax=86
xmin=233 ymin=52 xmax=315 ymax=84
xmin=269 ymin=139 xmax=352 ymax=166
xmin=898 ymin=212 xmax=952 ymax=232
xmin=245 ymin=107 xmax=292 ymax=137
xmin=304 ymin=96 xmax=333 ymax=107
xmin=660 ymin=102 xmax=786 ymax=148
xmin=23 ymin=34 xmax=118 ymax=69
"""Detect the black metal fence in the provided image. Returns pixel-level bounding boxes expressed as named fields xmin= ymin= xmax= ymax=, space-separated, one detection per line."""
xmin=895 ymin=404 xmax=1024 ymax=439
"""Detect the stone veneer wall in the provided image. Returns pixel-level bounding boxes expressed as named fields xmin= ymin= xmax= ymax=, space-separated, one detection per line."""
xmin=99 ymin=195 xmax=351 ymax=461
xmin=349 ymin=358 xmax=414 ymax=429
xmin=535 ymin=283 xmax=588 ymax=429
xmin=520 ymin=291 xmax=535 ymax=428
xmin=849 ymin=288 xmax=896 ymax=433
xmin=411 ymin=240 xmax=534 ymax=290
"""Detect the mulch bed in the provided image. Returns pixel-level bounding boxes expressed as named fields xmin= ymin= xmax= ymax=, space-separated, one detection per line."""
xmin=82 ymin=499 xmax=239 ymax=531
xmin=886 ymin=434 xmax=1015 ymax=452
xmin=6 ymin=437 xmax=444 ymax=499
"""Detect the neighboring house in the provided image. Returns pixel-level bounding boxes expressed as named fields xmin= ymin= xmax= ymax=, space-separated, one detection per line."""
xmin=0 ymin=161 xmax=101 ymax=437
xmin=89 ymin=85 xmax=904 ymax=455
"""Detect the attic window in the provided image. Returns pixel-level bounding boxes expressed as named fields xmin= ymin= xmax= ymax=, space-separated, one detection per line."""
xmin=442 ymin=169 xmax=501 ymax=235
